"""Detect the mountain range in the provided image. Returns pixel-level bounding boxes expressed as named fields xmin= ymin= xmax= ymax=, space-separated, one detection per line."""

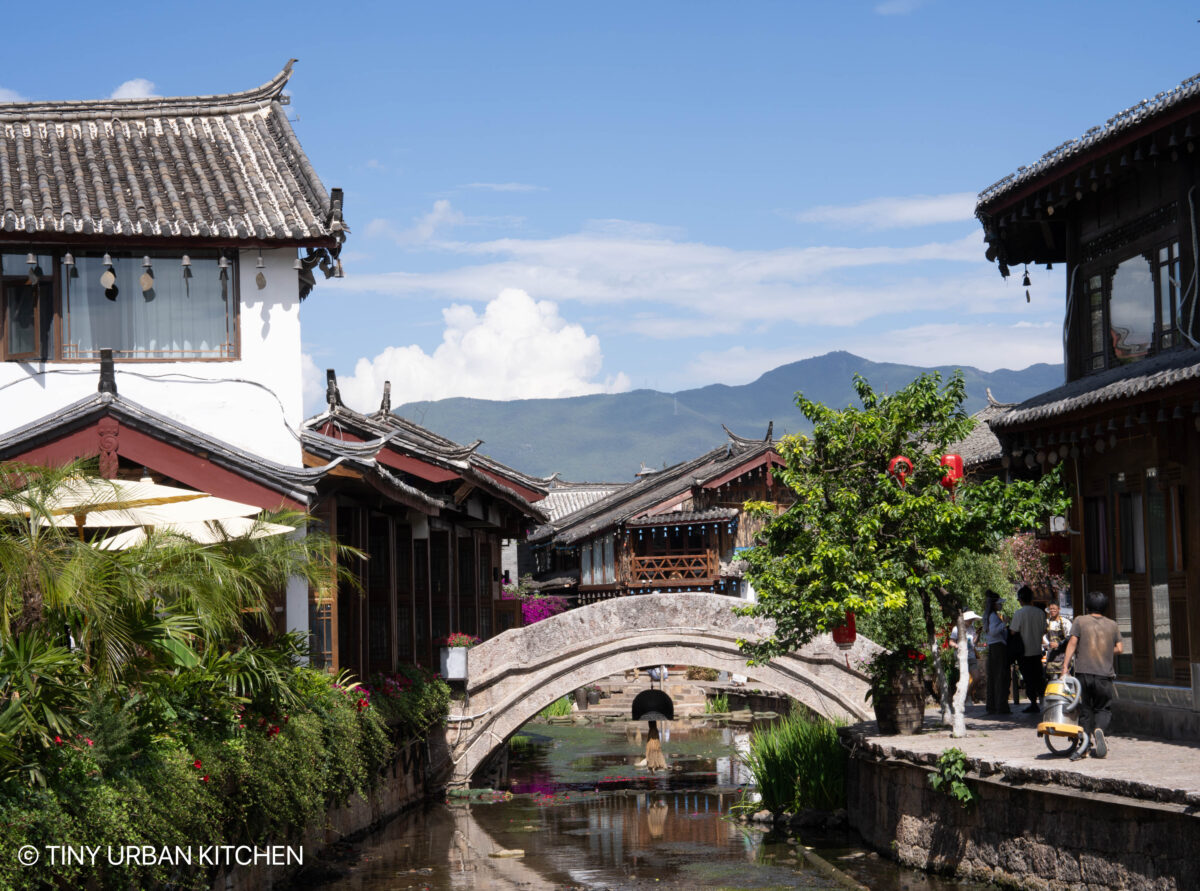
xmin=396 ymin=351 xmax=1064 ymax=481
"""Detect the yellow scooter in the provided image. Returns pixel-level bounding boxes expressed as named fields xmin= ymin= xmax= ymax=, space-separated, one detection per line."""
xmin=1037 ymin=675 xmax=1090 ymax=758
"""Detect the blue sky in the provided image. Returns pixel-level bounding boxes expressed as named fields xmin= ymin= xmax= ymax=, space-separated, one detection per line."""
xmin=6 ymin=1 xmax=1200 ymax=412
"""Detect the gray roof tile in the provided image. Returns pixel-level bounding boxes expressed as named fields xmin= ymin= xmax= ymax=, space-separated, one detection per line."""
xmin=0 ymin=61 xmax=342 ymax=245
xmin=991 ymin=349 xmax=1200 ymax=429
xmin=977 ymin=70 xmax=1200 ymax=211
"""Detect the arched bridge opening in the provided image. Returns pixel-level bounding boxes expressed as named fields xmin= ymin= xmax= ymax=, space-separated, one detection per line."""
xmin=433 ymin=593 xmax=877 ymax=786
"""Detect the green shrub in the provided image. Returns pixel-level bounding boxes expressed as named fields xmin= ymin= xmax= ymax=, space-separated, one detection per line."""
xmin=742 ymin=710 xmax=846 ymax=813
xmin=538 ymin=696 xmax=572 ymax=718
xmin=705 ymin=693 xmax=730 ymax=714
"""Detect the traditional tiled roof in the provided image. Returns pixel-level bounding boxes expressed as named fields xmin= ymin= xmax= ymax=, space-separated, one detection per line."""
xmin=539 ymin=480 xmax=629 ymax=523
xmin=626 ymin=507 xmax=738 ymax=527
xmin=989 ymin=349 xmax=1200 ymax=429
xmin=0 ymin=61 xmax=344 ymax=245
xmin=532 ymin=426 xmax=777 ymax=546
xmin=302 ymin=398 xmax=549 ymax=522
xmin=0 ymin=391 xmax=324 ymax=505
xmin=977 ymin=70 xmax=1200 ymax=211
xmin=953 ymin=391 xmax=1016 ymax=468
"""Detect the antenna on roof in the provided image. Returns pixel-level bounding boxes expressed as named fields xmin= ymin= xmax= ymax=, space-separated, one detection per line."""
xmin=380 ymin=381 xmax=391 ymax=415
xmin=325 ymin=369 xmax=342 ymax=410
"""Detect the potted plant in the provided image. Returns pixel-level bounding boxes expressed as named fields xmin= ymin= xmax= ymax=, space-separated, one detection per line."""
xmin=862 ymin=647 xmax=928 ymax=735
xmin=586 ymin=684 xmax=603 ymax=705
xmin=440 ymin=632 xmax=480 ymax=681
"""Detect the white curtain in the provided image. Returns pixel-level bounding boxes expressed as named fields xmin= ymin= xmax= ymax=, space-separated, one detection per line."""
xmin=67 ymin=255 xmax=232 ymax=358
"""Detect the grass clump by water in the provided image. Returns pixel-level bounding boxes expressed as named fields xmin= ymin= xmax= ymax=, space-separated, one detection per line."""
xmin=743 ymin=710 xmax=846 ymax=813
xmin=705 ymin=693 xmax=730 ymax=714
xmin=539 ymin=696 xmax=573 ymax=718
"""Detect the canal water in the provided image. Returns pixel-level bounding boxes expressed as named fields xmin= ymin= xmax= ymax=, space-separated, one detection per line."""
xmin=308 ymin=721 xmax=983 ymax=890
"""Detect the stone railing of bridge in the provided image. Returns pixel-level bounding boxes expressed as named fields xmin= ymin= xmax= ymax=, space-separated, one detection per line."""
xmin=434 ymin=593 xmax=878 ymax=786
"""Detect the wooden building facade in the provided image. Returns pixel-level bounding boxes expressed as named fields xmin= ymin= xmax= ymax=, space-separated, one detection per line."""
xmin=527 ymin=426 xmax=788 ymax=604
xmin=301 ymin=375 xmax=548 ymax=678
xmin=977 ymin=71 xmax=1200 ymax=736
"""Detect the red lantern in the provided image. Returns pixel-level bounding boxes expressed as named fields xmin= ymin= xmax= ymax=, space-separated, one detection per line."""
xmin=888 ymin=456 xmax=913 ymax=488
xmin=831 ymin=610 xmax=857 ymax=650
xmin=939 ymin=454 xmax=964 ymax=490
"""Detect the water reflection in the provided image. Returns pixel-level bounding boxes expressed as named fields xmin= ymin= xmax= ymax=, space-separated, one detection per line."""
xmin=306 ymin=722 xmax=982 ymax=890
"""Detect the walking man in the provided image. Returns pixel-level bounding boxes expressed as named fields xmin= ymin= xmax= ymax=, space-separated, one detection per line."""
xmin=1009 ymin=586 xmax=1047 ymax=713
xmin=1060 ymin=590 xmax=1122 ymax=761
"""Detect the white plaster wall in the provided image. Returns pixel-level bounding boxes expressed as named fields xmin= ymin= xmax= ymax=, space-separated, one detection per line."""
xmin=0 ymin=249 xmax=305 ymax=467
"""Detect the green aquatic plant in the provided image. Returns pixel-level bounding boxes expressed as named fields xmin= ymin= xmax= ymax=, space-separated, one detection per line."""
xmin=538 ymin=696 xmax=572 ymax=718
xmin=742 ymin=710 xmax=846 ymax=813
xmin=705 ymin=693 xmax=730 ymax=714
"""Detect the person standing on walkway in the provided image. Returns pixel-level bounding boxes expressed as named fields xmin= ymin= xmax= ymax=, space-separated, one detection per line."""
xmin=1060 ymin=590 xmax=1122 ymax=760
xmin=983 ymin=592 xmax=1010 ymax=714
xmin=1010 ymin=587 xmax=1047 ymax=711
xmin=1043 ymin=600 xmax=1072 ymax=677
xmin=1010 ymin=586 xmax=1047 ymax=713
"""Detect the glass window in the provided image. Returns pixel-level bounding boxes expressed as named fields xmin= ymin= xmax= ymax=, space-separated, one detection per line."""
xmin=1083 ymin=496 xmax=1109 ymax=573
xmin=64 ymin=252 xmax=237 ymax=360
xmin=3 ymin=282 xmax=40 ymax=358
xmin=602 ymin=534 xmax=615 ymax=583
xmin=581 ymin=544 xmax=593 ymax=585
xmin=1118 ymin=492 xmax=1145 ymax=574
xmin=1109 ymin=254 xmax=1154 ymax=363
xmin=1146 ymin=477 xmax=1173 ymax=680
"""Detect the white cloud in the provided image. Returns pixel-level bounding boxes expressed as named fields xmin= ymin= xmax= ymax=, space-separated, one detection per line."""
xmin=301 ymin=352 xmax=326 ymax=415
xmin=875 ymin=0 xmax=928 ymax=15
xmin=842 ymin=321 xmax=1062 ymax=371
xmin=795 ymin=192 xmax=976 ymax=229
xmin=365 ymin=199 xmax=465 ymax=245
xmin=460 ymin=182 xmax=546 ymax=192
xmin=335 ymin=289 xmax=631 ymax=409
xmin=331 ymin=205 xmax=994 ymax=331
xmin=109 ymin=78 xmax=159 ymax=100
xmin=0 ymin=87 xmax=24 ymax=102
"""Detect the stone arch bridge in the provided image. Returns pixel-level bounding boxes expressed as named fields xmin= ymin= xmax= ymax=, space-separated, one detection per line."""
xmin=433 ymin=593 xmax=876 ymax=786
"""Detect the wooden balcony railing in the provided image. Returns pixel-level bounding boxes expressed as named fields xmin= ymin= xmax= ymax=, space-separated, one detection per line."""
xmin=629 ymin=551 xmax=719 ymax=585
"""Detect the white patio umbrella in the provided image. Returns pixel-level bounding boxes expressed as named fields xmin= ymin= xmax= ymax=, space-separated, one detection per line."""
xmin=0 ymin=475 xmax=262 ymax=538
xmin=94 ymin=516 xmax=297 ymax=551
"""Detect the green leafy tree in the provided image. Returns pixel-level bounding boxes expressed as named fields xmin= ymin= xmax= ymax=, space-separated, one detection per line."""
xmin=739 ymin=372 xmax=1068 ymax=734
xmin=0 ymin=460 xmax=359 ymax=778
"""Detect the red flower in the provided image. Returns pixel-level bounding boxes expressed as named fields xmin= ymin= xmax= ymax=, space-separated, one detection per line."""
xmin=85 ymin=738 xmax=94 ymax=747
xmin=193 ymin=759 xmax=202 ymax=769
xmin=54 ymin=736 xmax=63 ymax=745
xmin=918 ymin=653 xmax=927 ymax=661
xmin=907 ymin=650 xmax=917 ymax=659
xmin=201 ymin=775 xmax=210 ymax=783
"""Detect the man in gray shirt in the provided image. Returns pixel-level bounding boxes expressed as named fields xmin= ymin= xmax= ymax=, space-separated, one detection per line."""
xmin=1060 ymin=590 xmax=1123 ymax=761
xmin=1009 ymin=585 xmax=1047 ymax=713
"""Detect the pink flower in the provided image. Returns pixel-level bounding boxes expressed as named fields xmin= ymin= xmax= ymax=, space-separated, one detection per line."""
xmin=85 ymin=738 xmax=94 ymax=747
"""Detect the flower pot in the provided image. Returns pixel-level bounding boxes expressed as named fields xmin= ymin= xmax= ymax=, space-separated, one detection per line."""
xmin=440 ymin=647 xmax=468 ymax=681
xmin=574 ymin=688 xmax=588 ymax=710
xmin=873 ymin=692 xmax=925 ymax=735
xmin=587 ymin=689 xmax=602 ymax=705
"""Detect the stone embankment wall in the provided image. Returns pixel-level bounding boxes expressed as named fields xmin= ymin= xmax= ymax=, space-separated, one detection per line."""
xmin=213 ymin=738 xmax=428 ymax=891
xmin=845 ymin=734 xmax=1200 ymax=890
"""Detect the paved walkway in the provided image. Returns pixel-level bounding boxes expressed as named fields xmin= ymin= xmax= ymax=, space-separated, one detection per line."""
xmin=848 ymin=702 xmax=1200 ymax=805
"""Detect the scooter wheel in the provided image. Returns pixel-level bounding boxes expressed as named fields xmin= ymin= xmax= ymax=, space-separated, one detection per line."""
xmin=1044 ymin=733 xmax=1080 ymax=757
